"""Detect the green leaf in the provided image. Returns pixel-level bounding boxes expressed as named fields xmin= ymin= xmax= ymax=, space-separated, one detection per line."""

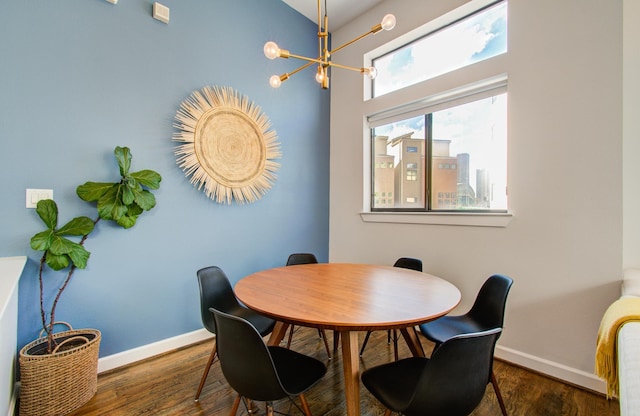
xmin=134 ymin=189 xmax=156 ymax=211
xmin=35 ymin=199 xmax=58 ymax=230
xmin=57 ymin=216 xmax=95 ymax=236
xmin=45 ymin=252 xmax=69 ymax=271
xmin=67 ymin=244 xmax=90 ymax=269
xmin=30 ymin=230 xmax=54 ymax=251
xmin=97 ymin=185 xmax=127 ymax=221
xmin=121 ymin=183 xmax=135 ymax=205
xmin=76 ymin=182 xmax=113 ymax=202
xmin=116 ymin=214 xmax=137 ymax=229
xmin=49 ymin=235 xmax=78 ymax=255
xmin=125 ymin=177 xmax=142 ymax=192
xmin=129 ymin=170 xmax=162 ymax=190
xmin=114 ymin=146 xmax=132 ymax=177
xmin=127 ymin=202 xmax=144 ymax=216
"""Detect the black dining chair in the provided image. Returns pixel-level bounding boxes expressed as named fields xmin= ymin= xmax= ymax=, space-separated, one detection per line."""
xmin=359 ymin=257 xmax=423 ymax=360
xmin=210 ymin=306 xmax=327 ymax=416
xmin=418 ymin=273 xmax=513 ymax=416
xmin=194 ymin=266 xmax=276 ymax=402
xmin=362 ymin=328 xmax=502 ymax=416
xmin=285 ymin=253 xmax=334 ymax=359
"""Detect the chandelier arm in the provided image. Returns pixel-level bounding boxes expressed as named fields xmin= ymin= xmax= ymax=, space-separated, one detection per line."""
xmin=285 ymin=52 xmax=327 ymax=66
xmin=327 ymin=61 xmax=367 ymax=73
xmin=284 ymin=60 xmax=316 ymax=79
xmin=329 ymin=25 xmax=381 ymax=56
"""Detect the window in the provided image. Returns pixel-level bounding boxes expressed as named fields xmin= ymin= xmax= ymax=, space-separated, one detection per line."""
xmin=368 ymin=0 xmax=508 ymax=214
xmin=372 ymin=1 xmax=507 ymax=98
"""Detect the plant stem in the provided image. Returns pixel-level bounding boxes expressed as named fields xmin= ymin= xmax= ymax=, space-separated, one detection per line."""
xmin=42 ymin=217 xmax=101 ymax=354
xmin=38 ymin=254 xmax=47 ymax=338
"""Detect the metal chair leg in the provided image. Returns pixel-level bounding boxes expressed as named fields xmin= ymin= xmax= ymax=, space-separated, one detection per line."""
xmin=359 ymin=331 xmax=372 ymax=356
xmin=392 ymin=329 xmax=399 ymax=361
xmin=319 ymin=329 xmax=332 ymax=359
xmin=195 ymin=341 xmax=217 ymax=401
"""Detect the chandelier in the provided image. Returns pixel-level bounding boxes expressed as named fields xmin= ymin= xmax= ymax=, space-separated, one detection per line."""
xmin=264 ymin=0 xmax=396 ymax=89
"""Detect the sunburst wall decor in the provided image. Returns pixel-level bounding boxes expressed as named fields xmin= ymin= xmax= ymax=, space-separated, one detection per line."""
xmin=173 ymin=86 xmax=281 ymax=204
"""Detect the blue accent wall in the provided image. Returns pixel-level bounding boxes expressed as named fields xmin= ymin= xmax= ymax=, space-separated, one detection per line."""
xmin=0 ymin=0 xmax=330 ymax=356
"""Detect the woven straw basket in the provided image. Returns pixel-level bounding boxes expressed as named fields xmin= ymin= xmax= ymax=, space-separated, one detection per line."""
xmin=19 ymin=323 xmax=101 ymax=416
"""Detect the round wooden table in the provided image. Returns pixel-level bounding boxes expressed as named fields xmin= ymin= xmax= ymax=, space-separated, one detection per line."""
xmin=235 ymin=263 xmax=461 ymax=416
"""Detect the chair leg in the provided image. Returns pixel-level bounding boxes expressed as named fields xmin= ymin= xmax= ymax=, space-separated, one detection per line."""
xmin=384 ymin=409 xmax=393 ymax=416
xmin=286 ymin=325 xmax=296 ymax=349
xmin=491 ymin=370 xmax=508 ymax=416
xmin=412 ymin=326 xmax=425 ymax=356
xmin=333 ymin=330 xmax=340 ymax=352
xmin=195 ymin=341 xmax=217 ymax=401
xmin=266 ymin=403 xmax=274 ymax=416
xmin=320 ymin=329 xmax=332 ymax=359
xmin=230 ymin=394 xmax=241 ymax=416
xmin=359 ymin=331 xmax=372 ymax=356
xmin=387 ymin=329 xmax=392 ymax=344
xmin=392 ymin=329 xmax=399 ymax=361
xmin=245 ymin=398 xmax=256 ymax=414
xmin=299 ymin=393 xmax=313 ymax=416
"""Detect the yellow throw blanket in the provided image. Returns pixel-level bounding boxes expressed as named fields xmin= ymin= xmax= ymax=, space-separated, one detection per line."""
xmin=595 ymin=296 xmax=640 ymax=398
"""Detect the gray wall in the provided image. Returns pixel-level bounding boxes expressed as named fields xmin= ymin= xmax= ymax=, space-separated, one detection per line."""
xmin=329 ymin=0 xmax=623 ymax=391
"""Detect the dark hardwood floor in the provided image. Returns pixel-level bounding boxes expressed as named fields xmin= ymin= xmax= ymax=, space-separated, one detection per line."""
xmin=65 ymin=326 xmax=619 ymax=415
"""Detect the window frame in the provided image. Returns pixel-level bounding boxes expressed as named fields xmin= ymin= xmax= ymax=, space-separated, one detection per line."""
xmin=360 ymin=0 xmax=512 ymax=227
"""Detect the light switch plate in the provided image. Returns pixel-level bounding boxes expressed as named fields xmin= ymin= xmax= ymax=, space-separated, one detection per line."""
xmin=153 ymin=2 xmax=170 ymax=24
xmin=26 ymin=189 xmax=53 ymax=209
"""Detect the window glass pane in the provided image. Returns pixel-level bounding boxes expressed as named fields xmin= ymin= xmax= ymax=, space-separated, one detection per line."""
xmin=372 ymin=116 xmax=426 ymax=209
xmin=371 ymin=93 xmax=507 ymax=211
xmin=373 ymin=1 xmax=507 ymax=97
xmin=431 ymin=93 xmax=507 ymax=210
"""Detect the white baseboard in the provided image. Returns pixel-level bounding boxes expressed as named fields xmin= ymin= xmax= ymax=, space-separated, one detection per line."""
xmin=495 ymin=345 xmax=607 ymax=394
xmin=95 ymin=329 xmax=607 ymax=395
xmin=97 ymin=329 xmax=213 ymax=374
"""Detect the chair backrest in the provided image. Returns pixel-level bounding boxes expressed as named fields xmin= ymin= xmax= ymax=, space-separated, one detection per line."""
xmin=406 ymin=328 xmax=502 ymax=416
xmin=196 ymin=266 xmax=243 ymax=335
xmin=393 ymin=257 xmax=423 ymax=272
xmin=286 ymin=253 xmax=318 ymax=266
xmin=467 ymin=274 xmax=513 ymax=330
xmin=210 ymin=307 xmax=287 ymax=402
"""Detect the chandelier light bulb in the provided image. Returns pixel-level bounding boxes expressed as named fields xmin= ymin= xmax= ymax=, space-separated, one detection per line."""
xmin=366 ymin=67 xmax=378 ymax=80
xmin=381 ymin=14 xmax=396 ymax=31
xmin=315 ymin=66 xmax=325 ymax=84
xmin=269 ymin=75 xmax=282 ymax=88
xmin=264 ymin=41 xmax=280 ymax=60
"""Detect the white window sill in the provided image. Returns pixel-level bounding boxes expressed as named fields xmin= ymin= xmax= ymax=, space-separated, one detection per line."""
xmin=360 ymin=211 xmax=513 ymax=227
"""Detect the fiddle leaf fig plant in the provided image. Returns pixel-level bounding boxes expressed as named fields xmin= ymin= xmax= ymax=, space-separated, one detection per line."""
xmin=76 ymin=146 xmax=161 ymax=228
xmin=30 ymin=146 xmax=161 ymax=353
xmin=30 ymin=202 xmax=94 ymax=271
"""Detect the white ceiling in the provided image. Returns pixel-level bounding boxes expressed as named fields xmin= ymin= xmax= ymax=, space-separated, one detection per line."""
xmin=282 ymin=0 xmax=386 ymax=30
